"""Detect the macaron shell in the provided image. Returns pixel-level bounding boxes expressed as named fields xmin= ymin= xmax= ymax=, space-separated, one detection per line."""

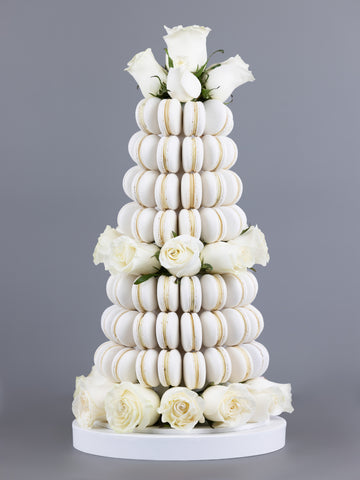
xmin=135 ymin=98 xmax=161 ymax=134
xmin=157 ymin=275 xmax=179 ymax=312
xmin=94 ymin=341 xmax=123 ymax=379
xmin=200 ymin=310 xmax=228 ymax=347
xmin=221 ymin=205 xmax=247 ymax=241
xmin=128 ymin=131 xmax=146 ymax=160
xmin=111 ymin=348 xmax=138 ymax=382
xmin=181 ymin=172 xmax=202 ymax=209
xmin=201 ymin=171 xmax=226 ymax=207
xmin=245 ymin=341 xmax=269 ymax=378
xmin=123 ymin=166 xmax=141 ymax=200
xmin=203 ymin=100 xmax=233 ymax=136
xmin=227 ymin=345 xmax=254 ymax=382
xmin=156 ymin=312 xmax=179 ymax=350
xmin=182 ymin=137 xmax=204 ymax=172
xmin=156 ymin=136 xmax=181 ymax=173
xmin=221 ymin=308 xmax=247 ymax=346
xmin=155 ymin=173 xmax=180 ymax=210
xmin=222 ymin=137 xmax=238 ymax=169
xmin=153 ymin=210 xmax=177 ymax=247
xmin=204 ymin=347 xmax=231 ymax=384
xmin=183 ymin=351 xmax=206 ymax=389
xmin=133 ymin=312 xmax=157 ymax=349
xmin=101 ymin=305 xmax=136 ymax=347
xmin=202 ymin=135 xmax=226 ymax=171
xmin=180 ymin=276 xmax=202 ymax=313
xmin=158 ymin=99 xmax=182 ymax=136
xmin=106 ymin=274 xmax=136 ymax=310
xmin=131 ymin=169 xmax=158 ymax=208
xmin=178 ymin=209 xmax=201 ymax=239
xmin=135 ymin=349 xmax=160 ymax=387
xmin=117 ymin=202 xmax=140 ymax=237
xmin=183 ymin=101 xmax=206 ymax=137
xmin=222 ymin=170 xmax=243 ymax=205
xmin=200 ymin=274 xmax=227 ymax=311
xmin=244 ymin=304 xmax=264 ymax=339
xmin=132 ymin=276 xmax=158 ymax=312
xmin=131 ymin=207 xmax=156 ymax=243
xmin=180 ymin=312 xmax=202 ymax=352
xmin=223 ymin=271 xmax=258 ymax=308
xmin=158 ymin=349 xmax=182 ymax=387
xmin=133 ymin=133 xmax=159 ymax=170
xmin=199 ymin=207 xmax=227 ymax=243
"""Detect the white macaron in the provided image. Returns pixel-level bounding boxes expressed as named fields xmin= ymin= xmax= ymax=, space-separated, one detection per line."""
xmin=220 ymin=205 xmax=247 ymax=241
xmin=117 ymin=202 xmax=140 ymax=237
xmin=181 ymin=172 xmax=202 ymax=209
xmin=130 ymin=207 xmax=156 ymax=243
xmin=204 ymin=346 xmax=232 ymax=384
xmin=106 ymin=274 xmax=136 ymax=310
xmin=200 ymin=171 xmax=226 ymax=207
xmin=94 ymin=341 xmax=123 ymax=379
xmin=157 ymin=275 xmax=179 ymax=312
xmin=158 ymin=99 xmax=182 ymax=136
xmin=223 ymin=271 xmax=258 ymax=308
xmin=203 ymin=100 xmax=234 ymax=136
xmin=128 ymin=131 xmax=146 ymax=159
xmin=242 ymin=341 xmax=269 ymax=378
xmin=182 ymin=136 xmax=204 ymax=172
xmin=156 ymin=136 xmax=181 ymax=173
xmin=155 ymin=173 xmax=180 ymax=210
xmin=183 ymin=101 xmax=206 ymax=136
xmin=222 ymin=170 xmax=243 ymax=205
xmin=101 ymin=305 xmax=137 ymax=347
xmin=131 ymin=169 xmax=158 ymax=208
xmin=136 ymin=349 xmax=160 ymax=387
xmin=200 ymin=274 xmax=227 ymax=311
xmin=158 ymin=349 xmax=182 ymax=387
xmin=156 ymin=312 xmax=180 ymax=349
xmin=132 ymin=276 xmax=158 ymax=312
xmin=111 ymin=347 xmax=138 ymax=383
xmin=222 ymin=305 xmax=263 ymax=345
xmin=200 ymin=310 xmax=228 ymax=348
xmin=227 ymin=345 xmax=254 ymax=382
xmin=183 ymin=351 xmax=206 ymax=389
xmin=123 ymin=165 xmax=141 ymax=200
xmin=133 ymin=312 xmax=157 ymax=349
xmin=178 ymin=209 xmax=201 ymax=239
xmin=129 ymin=132 xmax=160 ymax=170
xmin=180 ymin=276 xmax=202 ymax=313
xmin=135 ymin=97 xmax=161 ymax=134
xmin=202 ymin=135 xmax=238 ymax=171
xmin=199 ymin=207 xmax=227 ymax=243
xmin=180 ymin=312 xmax=202 ymax=352
xmin=153 ymin=210 xmax=177 ymax=247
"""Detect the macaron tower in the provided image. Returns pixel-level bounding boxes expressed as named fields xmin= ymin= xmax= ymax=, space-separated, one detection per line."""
xmin=72 ymin=26 xmax=293 ymax=458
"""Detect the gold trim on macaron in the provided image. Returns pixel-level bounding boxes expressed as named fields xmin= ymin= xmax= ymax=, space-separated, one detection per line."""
xmin=214 ymin=137 xmax=223 ymax=170
xmin=214 ymin=275 xmax=224 ymax=310
xmin=191 ymin=137 xmax=197 ymax=171
xmin=112 ymin=347 xmax=131 ymax=381
xmin=164 ymin=100 xmax=171 ymax=135
xmin=137 ymin=99 xmax=151 ymax=134
xmin=193 ymin=103 xmax=199 ymax=136
xmin=136 ymin=135 xmax=147 ymax=169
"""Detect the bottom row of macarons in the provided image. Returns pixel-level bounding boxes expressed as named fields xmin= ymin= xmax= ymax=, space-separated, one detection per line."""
xmin=94 ymin=340 xmax=269 ymax=390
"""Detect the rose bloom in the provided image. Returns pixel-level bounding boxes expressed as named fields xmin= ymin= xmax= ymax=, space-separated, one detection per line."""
xmin=93 ymin=226 xmax=121 ymax=270
xmin=158 ymin=387 xmax=205 ymax=430
xmin=159 ymin=235 xmax=203 ymax=277
xmin=125 ymin=48 xmax=167 ymax=98
xmin=200 ymin=241 xmax=252 ymax=274
xmin=229 ymin=226 xmax=270 ymax=267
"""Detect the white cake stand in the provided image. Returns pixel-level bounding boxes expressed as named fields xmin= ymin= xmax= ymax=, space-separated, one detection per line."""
xmin=72 ymin=416 xmax=286 ymax=460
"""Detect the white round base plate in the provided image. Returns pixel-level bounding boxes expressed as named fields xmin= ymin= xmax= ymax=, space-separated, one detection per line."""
xmin=72 ymin=416 xmax=286 ymax=460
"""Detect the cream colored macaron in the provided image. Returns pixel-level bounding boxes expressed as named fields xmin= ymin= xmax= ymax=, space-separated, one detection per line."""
xmin=222 ymin=305 xmax=263 ymax=346
xmin=181 ymin=172 xmax=202 ymax=209
xmin=128 ymin=131 xmax=146 ymax=159
xmin=200 ymin=310 xmax=228 ymax=348
xmin=94 ymin=341 xmax=123 ymax=379
xmin=158 ymin=349 xmax=182 ymax=387
xmin=203 ymin=99 xmax=234 ymax=136
xmin=178 ymin=209 xmax=201 ymax=239
xmin=204 ymin=346 xmax=231 ymax=384
xmin=227 ymin=345 xmax=254 ymax=382
xmin=153 ymin=210 xmax=177 ymax=247
xmin=156 ymin=136 xmax=181 ymax=173
xmin=183 ymin=101 xmax=206 ymax=136
xmin=182 ymin=136 xmax=204 ymax=172
xmin=106 ymin=274 xmax=136 ymax=310
xmin=132 ymin=312 xmax=157 ymax=349
xmin=200 ymin=171 xmax=226 ymax=207
xmin=157 ymin=275 xmax=179 ymax=312
xmin=129 ymin=132 xmax=160 ymax=170
xmin=117 ymin=202 xmax=139 ymax=237
xmin=156 ymin=312 xmax=180 ymax=349
xmin=130 ymin=206 xmax=156 ymax=243
xmin=155 ymin=173 xmax=180 ymax=210
xmin=158 ymin=99 xmax=182 ymax=136
xmin=136 ymin=349 xmax=160 ymax=387
xmin=183 ymin=351 xmax=206 ymax=389
xmin=223 ymin=271 xmax=258 ymax=308
xmin=220 ymin=205 xmax=247 ymax=241
xmin=242 ymin=341 xmax=269 ymax=378
xmin=199 ymin=207 xmax=227 ymax=243
xmin=202 ymin=135 xmax=238 ymax=171
xmin=222 ymin=170 xmax=243 ymax=205
xmin=180 ymin=312 xmax=202 ymax=352
xmin=135 ymin=97 xmax=161 ymax=134
xmin=200 ymin=274 xmax=227 ymax=311
xmin=101 ymin=305 xmax=137 ymax=347
xmin=180 ymin=276 xmax=202 ymax=313
xmin=111 ymin=347 xmax=138 ymax=383
xmin=132 ymin=276 xmax=158 ymax=312
xmin=122 ymin=165 xmax=141 ymax=200
xmin=131 ymin=169 xmax=158 ymax=208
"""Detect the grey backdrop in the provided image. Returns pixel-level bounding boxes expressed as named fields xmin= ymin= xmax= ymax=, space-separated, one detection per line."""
xmin=1 ymin=0 xmax=359 ymax=478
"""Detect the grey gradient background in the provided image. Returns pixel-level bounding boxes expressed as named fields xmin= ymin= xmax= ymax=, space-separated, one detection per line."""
xmin=1 ymin=0 xmax=359 ymax=478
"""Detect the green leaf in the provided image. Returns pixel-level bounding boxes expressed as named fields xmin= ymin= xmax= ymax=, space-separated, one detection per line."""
xmin=150 ymin=75 xmax=170 ymax=99
xmin=240 ymin=225 xmax=252 ymax=235
xmin=249 ymin=267 xmax=256 ymax=272
xmin=164 ymin=48 xmax=174 ymax=68
xmin=134 ymin=274 xmax=155 ymax=285
xmin=152 ymin=250 xmax=160 ymax=261
xmin=172 ymin=231 xmax=178 ymax=238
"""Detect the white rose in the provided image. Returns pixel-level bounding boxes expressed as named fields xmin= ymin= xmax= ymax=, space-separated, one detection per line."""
xmin=202 ymin=384 xmax=256 ymax=428
xmin=166 ymin=66 xmax=201 ymax=102
xmin=108 ymin=235 xmax=160 ymax=276
xmin=205 ymin=55 xmax=255 ymax=102
xmin=158 ymin=387 xmax=205 ymax=431
xmin=200 ymin=241 xmax=251 ymax=274
xmin=245 ymin=377 xmax=294 ymax=423
xmin=93 ymin=226 xmax=121 ymax=270
xmin=105 ymin=382 xmax=160 ymax=433
xmin=229 ymin=226 xmax=270 ymax=267
xmin=72 ymin=366 xmax=115 ymax=429
xmin=125 ymin=48 xmax=167 ymax=98
xmin=159 ymin=234 xmax=203 ymax=277
xmin=163 ymin=25 xmax=211 ymax=71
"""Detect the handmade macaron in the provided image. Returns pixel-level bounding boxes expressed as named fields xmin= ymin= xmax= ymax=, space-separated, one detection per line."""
xmin=203 ymin=99 xmax=234 ymax=136
xmin=242 ymin=341 xmax=269 ymax=378
xmin=158 ymin=349 xmax=182 ymax=387
xmin=222 ymin=305 xmax=263 ymax=346
xmin=204 ymin=346 xmax=231 ymax=384
xmin=158 ymin=98 xmax=182 ymax=136
xmin=156 ymin=312 xmax=180 ymax=349
xmin=178 ymin=209 xmax=201 ymax=239
xmin=123 ymin=165 xmax=141 ymax=200
xmin=155 ymin=173 xmax=180 ymax=210
xmin=200 ymin=274 xmax=227 ymax=311
xmin=101 ymin=305 xmax=137 ymax=347
xmin=94 ymin=341 xmax=123 ymax=379
xmin=128 ymin=130 xmax=146 ymax=160
xmin=202 ymin=135 xmax=238 ymax=171
xmin=130 ymin=207 xmax=156 ymax=243
xmin=221 ymin=170 xmax=243 ymax=205
xmin=153 ymin=210 xmax=177 ymax=247
xmin=199 ymin=207 xmax=227 ymax=243
xmin=180 ymin=312 xmax=202 ymax=352
xmin=117 ymin=202 xmax=140 ymax=237
xmin=200 ymin=311 xmax=228 ymax=348
xmin=131 ymin=169 xmax=158 ymax=208
xmin=183 ymin=351 xmax=206 ymax=389
xmin=132 ymin=312 xmax=157 ymax=349
xmin=182 ymin=137 xmax=204 ymax=172
xmin=220 ymin=205 xmax=247 ymax=241
xmin=200 ymin=171 xmax=226 ymax=207
xmin=244 ymin=305 xmax=264 ymax=339
xmin=129 ymin=132 xmax=160 ymax=170
xmin=156 ymin=136 xmax=181 ymax=173
xmin=183 ymin=101 xmax=206 ymax=136
xmin=227 ymin=345 xmax=254 ymax=383
xmin=132 ymin=276 xmax=158 ymax=312
xmin=136 ymin=349 xmax=160 ymax=387
xmin=111 ymin=347 xmax=138 ymax=383
xmin=106 ymin=274 xmax=136 ymax=310
xmin=157 ymin=275 xmax=179 ymax=312
xmin=135 ymin=97 xmax=161 ymax=134
xmin=180 ymin=276 xmax=202 ymax=313
xmin=181 ymin=172 xmax=202 ymax=209
xmin=223 ymin=271 xmax=258 ymax=308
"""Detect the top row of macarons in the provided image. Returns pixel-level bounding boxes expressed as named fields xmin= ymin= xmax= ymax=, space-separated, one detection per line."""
xmin=136 ymin=98 xmax=234 ymax=137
